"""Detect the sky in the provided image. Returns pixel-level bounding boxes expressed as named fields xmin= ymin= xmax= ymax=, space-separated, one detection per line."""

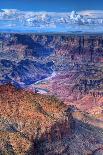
xmin=0 ymin=0 xmax=103 ymax=12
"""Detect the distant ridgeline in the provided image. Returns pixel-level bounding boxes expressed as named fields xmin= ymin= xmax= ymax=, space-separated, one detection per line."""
xmin=0 ymin=33 xmax=103 ymax=96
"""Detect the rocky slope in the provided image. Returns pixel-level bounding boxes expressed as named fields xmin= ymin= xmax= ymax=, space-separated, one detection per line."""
xmin=0 ymin=33 xmax=103 ymax=119
xmin=0 ymin=34 xmax=103 ymax=154
xmin=0 ymin=84 xmax=103 ymax=155
xmin=0 ymin=84 xmax=71 ymax=154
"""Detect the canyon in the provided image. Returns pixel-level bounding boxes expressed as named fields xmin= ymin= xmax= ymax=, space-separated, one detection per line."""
xmin=0 ymin=33 xmax=103 ymax=154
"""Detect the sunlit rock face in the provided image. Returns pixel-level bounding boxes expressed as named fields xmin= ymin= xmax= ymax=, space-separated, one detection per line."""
xmin=0 ymin=33 xmax=103 ymax=154
xmin=0 ymin=33 xmax=103 ymax=118
xmin=0 ymin=84 xmax=71 ymax=154
xmin=0 ymin=84 xmax=103 ymax=155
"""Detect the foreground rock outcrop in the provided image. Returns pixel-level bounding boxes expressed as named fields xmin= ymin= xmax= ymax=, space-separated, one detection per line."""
xmin=0 ymin=84 xmax=103 ymax=155
xmin=0 ymin=84 xmax=72 ymax=154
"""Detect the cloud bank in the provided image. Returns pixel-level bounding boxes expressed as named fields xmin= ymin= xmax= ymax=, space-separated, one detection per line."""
xmin=0 ymin=9 xmax=103 ymax=33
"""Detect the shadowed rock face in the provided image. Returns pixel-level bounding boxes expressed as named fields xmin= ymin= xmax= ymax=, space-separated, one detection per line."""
xmin=93 ymin=149 xmax=103 ymax=155
xmin=0 ymin=33 xmax=54 ymax=87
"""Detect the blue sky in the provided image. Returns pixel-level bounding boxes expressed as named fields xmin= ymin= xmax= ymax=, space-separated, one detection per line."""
xmin=0 ymin=0 xmax=103 ymax=12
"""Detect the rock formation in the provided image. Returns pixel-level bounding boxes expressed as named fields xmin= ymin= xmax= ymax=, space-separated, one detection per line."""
xmin=0 ymin=84 xmax=72 ymax=154
xmin=0 ymin=34 xmax=103 ymax=154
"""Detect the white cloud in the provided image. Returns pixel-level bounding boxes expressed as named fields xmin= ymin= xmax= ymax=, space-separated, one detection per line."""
xmin=0 ymin=9 xmax=103 ymax=33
